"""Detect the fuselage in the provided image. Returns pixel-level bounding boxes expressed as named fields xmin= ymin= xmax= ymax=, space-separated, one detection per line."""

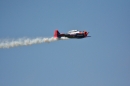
xmin=60 ymin=33 xmax=86 ymax=39
xmin=54 ymin=29 xmax=90 ymax=39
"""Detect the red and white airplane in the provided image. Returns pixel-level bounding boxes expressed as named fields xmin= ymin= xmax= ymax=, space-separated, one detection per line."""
xmin=54 ymin=29 xmax=91 ymax=39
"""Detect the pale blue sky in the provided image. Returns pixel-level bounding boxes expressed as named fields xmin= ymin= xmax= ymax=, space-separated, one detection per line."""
xmin=0 ymin=0 xmax=130 ymax=86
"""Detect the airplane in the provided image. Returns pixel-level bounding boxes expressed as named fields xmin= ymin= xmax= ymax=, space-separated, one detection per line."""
xmin=54 ymin=29 xmax=91 ymax=39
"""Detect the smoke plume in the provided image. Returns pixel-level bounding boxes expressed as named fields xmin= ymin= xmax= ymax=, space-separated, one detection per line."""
xmin=0 ymin=37 xmax=69 ymax=48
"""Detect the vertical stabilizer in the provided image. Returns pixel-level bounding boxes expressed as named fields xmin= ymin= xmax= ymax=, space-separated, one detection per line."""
xmin=54 ymin=30 xmax=60 ymax=38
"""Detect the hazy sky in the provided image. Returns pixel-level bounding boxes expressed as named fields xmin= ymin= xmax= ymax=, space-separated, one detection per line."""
xmin=0 ymin=0 xmax=130 ymax=86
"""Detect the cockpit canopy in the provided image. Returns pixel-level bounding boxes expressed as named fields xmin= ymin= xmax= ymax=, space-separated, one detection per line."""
xmin=68 ymin=30 xmax=79 ymax=33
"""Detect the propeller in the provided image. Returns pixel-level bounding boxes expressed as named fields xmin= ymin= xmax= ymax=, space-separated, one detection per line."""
xmin=84 ymin=31 xmax=91 ymax=37
xmin=87 ymin=32 xmax=91 ymax=37
xmin=87 ymin=36 xmax=91 ymax=37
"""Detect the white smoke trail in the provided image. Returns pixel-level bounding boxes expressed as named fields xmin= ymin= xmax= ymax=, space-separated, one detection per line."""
xmin=0 ymin=37 xmax=69 ymax=49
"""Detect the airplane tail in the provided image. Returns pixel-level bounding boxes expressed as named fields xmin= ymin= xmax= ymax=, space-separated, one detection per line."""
xmin=54 ymin=30 xmax=61 ymax=38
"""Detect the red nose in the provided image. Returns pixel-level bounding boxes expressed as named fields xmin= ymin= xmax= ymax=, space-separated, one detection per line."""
xmin=84 ymin=31 xmax=88 ymax=36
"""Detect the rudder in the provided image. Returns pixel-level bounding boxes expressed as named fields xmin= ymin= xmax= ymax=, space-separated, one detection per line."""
xmin=54 ymin=30 xmax=60 ymax=38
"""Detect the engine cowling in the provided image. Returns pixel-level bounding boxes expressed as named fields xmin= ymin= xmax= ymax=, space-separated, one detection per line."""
xmin=84 ymin=31 xmax=88 ymax=36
